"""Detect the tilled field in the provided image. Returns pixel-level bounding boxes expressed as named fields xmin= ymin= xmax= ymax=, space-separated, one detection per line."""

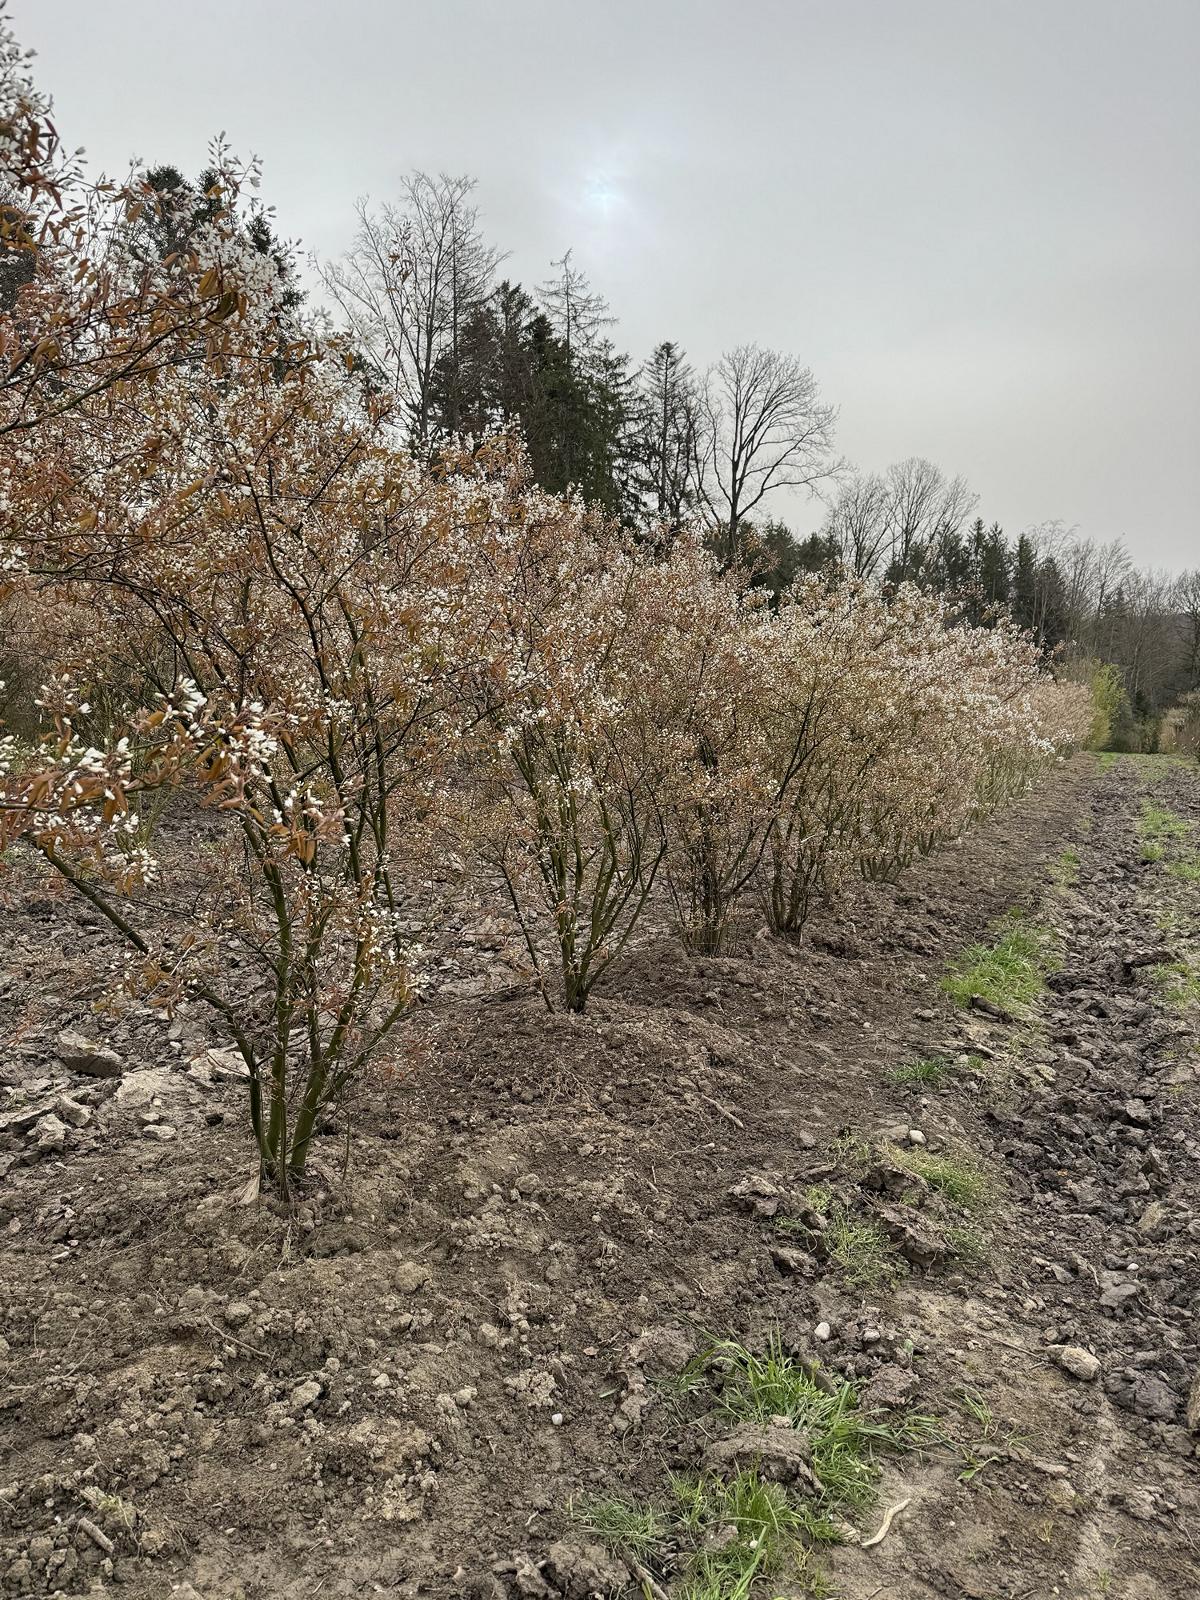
xmin=1 ymin=753 xmax=1198 ymax=1600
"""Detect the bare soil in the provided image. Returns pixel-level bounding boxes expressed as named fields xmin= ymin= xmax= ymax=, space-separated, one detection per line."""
xmin=2 ymin=754 xmax=1199 ymax=1599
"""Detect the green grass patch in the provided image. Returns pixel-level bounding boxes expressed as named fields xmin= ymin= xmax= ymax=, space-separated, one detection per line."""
xmin=672 ymin=1470 xmax=814 ymax=1598
xmin=945 ymin=1223 xmax=989 ymax=1268
xmin=1167 ymin=855 xmax=1200 ymax=882
xmin=1141 ymin=802 xmax=1190 ymax=840
xmin=828 ymin=1131 xmax=872 ymax=1172
xmin=896 ymin=1148 xmax=992 ymax=1210
xmin=701 ymin=1335 xmax=938 ymax=1510
xmin=1049 ymin=846 xmax=1080 ymax=888
xmin=578 ymin=1336 xmax=942 ymax=1598
xmin=942 ymin=913 xmax=1057 ymax=1014
xmin=774 ymin=1193 xmax=900 ymax=1289
xmin=573 ymin=1471 xmax=820 ymax=1600
xmin=888 ymin=1056 xmax=953 ymax=1088
xmin=824 ymin=1204 xmax=900 ymax=1288
xmin=1148 ymin=961 xmax=1200 ymax=1011
xmin=570 ymin=1496 xmax=667 ymax=1560
xmin=1141 ymin=841 xmax=1165 ymax=863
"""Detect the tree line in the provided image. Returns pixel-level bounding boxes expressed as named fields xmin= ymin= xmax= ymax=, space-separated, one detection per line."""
xmin=20 ymin=157 xmax=1196 ymax=750
xmin=314 ymin=168 xmax=1200 ymax=746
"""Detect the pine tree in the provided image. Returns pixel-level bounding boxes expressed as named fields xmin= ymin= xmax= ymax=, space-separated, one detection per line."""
xmin=631 ymin=340 xmax=696 ymax=535
xmin=1012 ymin=533 xmax=1039 ymax=633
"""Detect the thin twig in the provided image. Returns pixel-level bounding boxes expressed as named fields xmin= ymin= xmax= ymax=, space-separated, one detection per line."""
xmin=699 ymin=1092 xmax=745 ymax=1129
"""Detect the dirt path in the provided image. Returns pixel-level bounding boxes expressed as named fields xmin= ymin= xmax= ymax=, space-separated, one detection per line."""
xmin=1 ymin=754 xmax=1198 ymax=1599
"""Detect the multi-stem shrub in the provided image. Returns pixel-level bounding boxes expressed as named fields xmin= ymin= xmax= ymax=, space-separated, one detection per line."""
xmin=2 ymin=351 xmax=540 ymax=1192
xmin=762 ymin=581 xmax=1090 ymax=936
xmin=634 ymin=544 xmax=783 ymax=954
xmin=474 ymin=492 xmax=669 ymax=1010
xmin=0 ymin=57 xmax=533 ymax=1194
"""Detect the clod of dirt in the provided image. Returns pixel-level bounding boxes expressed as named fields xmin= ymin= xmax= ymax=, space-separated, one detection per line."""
xmin=55 ymin=1094 xmax=90 ymax=1128
xmin=771 ymin=1243 xmax=816 ymax=1275
xmin=290 ymin=1377 xmax=323 ymax=1411
xmin=541 ymin=1540 xmax=633 ymax=1600
xmin=863 ymin=1156 xmax=930 ymax=1200
xmin=968 ymin=995 xmax=1014 ymax=1022
xmin=874 ymin=1202 xmax=946 ymax=1268
xmin=54 ymin=1029 xmax=122 ymax=1077
xmin=702 ymin=1421 xmax=819 ymax=1488
xmin=31 ymin=1113 xmax=66 ymax=1156
xmin=863 ymin=1362 xmax=921 ymax=1411
xmin=728 ymin=1172 xmax=786 ymax=1217
xmin=1114 ymin=1370 xmax=1178 ymax=1423
xmin=612 ymin=1326 xmax=694 ymax=1434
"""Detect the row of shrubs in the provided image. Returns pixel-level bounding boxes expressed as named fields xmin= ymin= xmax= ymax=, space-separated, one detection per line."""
xmin=0 ymin=37 xmax=1093 ymax=1186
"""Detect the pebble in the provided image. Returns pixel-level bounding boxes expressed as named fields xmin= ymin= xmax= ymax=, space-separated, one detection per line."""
xmin=1051 ymin=1345 xmax=1101 ymax=1382
xmin=908 ymin=1128 xmax=927 ymax=1146
xmin=815 ymin=1321 xmax=832 ymax=1342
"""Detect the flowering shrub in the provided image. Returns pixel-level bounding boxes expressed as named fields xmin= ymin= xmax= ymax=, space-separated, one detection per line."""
xmin=471 ymin=493 xmax=670 ymax=1010
xmin=763 ymin=582 xmax=1092 ymax=935
xmin=630 ymin=544 xmax=784 ymax=954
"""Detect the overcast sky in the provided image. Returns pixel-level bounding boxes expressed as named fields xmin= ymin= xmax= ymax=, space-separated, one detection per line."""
xmin=15 ymin=0 xmax=1200 ymax=569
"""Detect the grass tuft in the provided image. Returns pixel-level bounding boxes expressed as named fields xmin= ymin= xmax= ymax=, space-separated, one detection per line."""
xmin=941 ymin=913 xmax=1056 ymax=1014
xmin=579 ymin=1336 xmax=942 ymax=1599
xmin=673 ymin=1469 xmax=809 ymax=1598
xmin=945 ymin=1222 xmax=989 ymax=1267
xmin=1148 ymin=960 xmax=1200 ymax=1011
xmin=779 ymin=1195 xmax=901 ymax=1287
xmin=701 ymin=1334 xmax=938 ymax=1510
xmin=1050 ymin=846 xmax=1080 ymax=887
xmin=1141 ymin=803 xmax=1190 ymax=840
xmin=824 ymin=1203 xmax=900 ymax=1288
xmin=896 ymin=1148 xmax=992 ymax=1210
xmin=570 ymin=1495 xmax=668 ymax=1560
xmin=828 ymin=1132 xmax=872 ymax=1172
xmin=889 ymin=1056 xmax=952 ymax=1088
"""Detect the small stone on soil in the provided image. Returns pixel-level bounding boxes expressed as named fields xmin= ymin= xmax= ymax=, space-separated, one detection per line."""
xmin=1052 ymin=1344 xmax=1101 ymax=1382
xmin=55 ymin=1029 xmax=122 ymax=1077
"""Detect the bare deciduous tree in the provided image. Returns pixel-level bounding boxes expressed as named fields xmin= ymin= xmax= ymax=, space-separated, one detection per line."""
xmin=880 ymin=457 xmax=977 ymax=580
xmin=692 ymin=344 xmax=840 ymax=565
xmin=817 ymin=459 xmax=975 ymax=582
xmin=320 ymin=172 xmax=501 ymax=447
xmin=820 ymin=471 xmax=891 ymax=577
xmin=1174 ymin=569 xmax=1200 ymax=685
